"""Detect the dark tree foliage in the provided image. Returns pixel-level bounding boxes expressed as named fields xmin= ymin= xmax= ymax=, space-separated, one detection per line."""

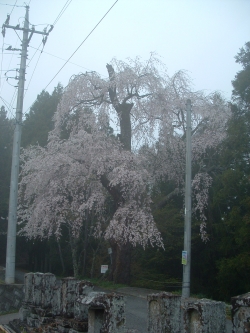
xmin=153 ymin=41 xmax=250 ymax=301
xmin=212 ymin=104 xmax=250 ymax=300
xmin=0 ymin=106 xmax=13 ymax=216
xmin=199 ymin=42 xmax=250 ymax=301
xmin=232 ymin=42 xmax=250 ymax=109
xmin=21 ymin=83 xmax=63 ymax=148
xmin=0 ymin=106 xmax=13 ymax=264
xmin=130 ymin=179 xmax=183 ymax=291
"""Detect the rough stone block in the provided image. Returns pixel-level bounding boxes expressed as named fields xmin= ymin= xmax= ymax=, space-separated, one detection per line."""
xmin=58 ymin=325 xmax=71 ymax=333
xmin=147 ymin=292 xmax=182 ymax=333
xmin=21 ymin=273 xmax=101 ymax=332
xmin=39 ymin=316 xmax=55 ymax=324
xmin=182 ymin=297 xmax=226 ymax=333
xmin=76 ymin=280 xmax=94 ymax=297
xmin=20 ymin=306 xmax=31 ymax=320
xmin=42 ymin=273 xmax=57 ymax=308
xmin=75 ymin=291 xmax=126 ymax=333
xmin=24 ymin=273 xmax=34 ymax=303
xmin=27 ymin=316 xmax=40 ymax=327
xmin=51 ymin=279 xmax=62 ymax=316
xmin=72 ymin=320 xmax=88 ymax=332
xmin=32 ymin=272 xmax=44 ymax=306
xmin=35 ymin=306 xmax=53 ymax=317
xmin=232 ymin=292 xmax=250 ymax=333
xmin=61 ymin=277 xmax=79 ymax=317
xmin=0 ymin=283 xmax=24 ymax=314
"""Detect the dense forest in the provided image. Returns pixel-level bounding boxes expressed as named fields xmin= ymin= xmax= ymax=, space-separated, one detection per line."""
xmin=0 ymin=42 xmax=249 ymax=302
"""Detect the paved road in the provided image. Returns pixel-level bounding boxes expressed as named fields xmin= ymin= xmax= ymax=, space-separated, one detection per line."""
xmin=0 ymin=311 xmax=22 ymax=325
xmin=123 ymin=294 xmax=147 ymax=332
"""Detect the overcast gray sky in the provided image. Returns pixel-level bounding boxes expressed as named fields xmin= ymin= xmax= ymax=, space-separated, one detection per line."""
xmin=0 ymin=0 xmax=249 ymax=119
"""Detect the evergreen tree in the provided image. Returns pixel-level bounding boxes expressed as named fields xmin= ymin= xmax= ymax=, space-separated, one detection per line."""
xmin=0 ymin=106 xmax=13 ymax=264
xmin=21 ymin=83 xmax=63 ymax=148
xmin=202 ymin=42 xmax=250 ymax=301
xmin=0 ymin=106 xmax=13 ymax=218
xmin=232 ymin=41 xmax=250 ymax=109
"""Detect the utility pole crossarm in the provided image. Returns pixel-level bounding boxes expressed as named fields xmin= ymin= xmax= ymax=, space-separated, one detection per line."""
xmin=2 ymin=24 xmax=50 ymax=36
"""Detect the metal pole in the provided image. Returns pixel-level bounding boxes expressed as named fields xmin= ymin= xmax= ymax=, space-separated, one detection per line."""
xmin=5 ymin=6 xmax=29 ymax=284
xmin=182 ymin=99 xmax=192 ymax=298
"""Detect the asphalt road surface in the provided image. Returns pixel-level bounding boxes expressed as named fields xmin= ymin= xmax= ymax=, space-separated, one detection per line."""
xmin=125 ymin=294 xmax=147 ymax=332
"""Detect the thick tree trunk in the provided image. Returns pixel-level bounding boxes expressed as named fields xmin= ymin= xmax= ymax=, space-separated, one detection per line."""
xmin=119 ymin=104 xmax=132 ymax=151
xmin=110 ymin=242 xmax=132 ymax=284
xmin=90 ymin=242 xmax=100 ymax=278
xmin=57 ymin=239 xmax=65 ymax=275
xmin=82 ymin=215 xmax=89 ymax=277
xmin=106 ymin=64 xmax=134 ymax=284
xmin=69 ymin=232 xmax=79 ymax=278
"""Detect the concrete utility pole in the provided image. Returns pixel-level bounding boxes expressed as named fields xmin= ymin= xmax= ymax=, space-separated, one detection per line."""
xmin=182 ymin=99 xmax=192 ymax=298
xmin=3 ymin=6 xmax=50 ymax=284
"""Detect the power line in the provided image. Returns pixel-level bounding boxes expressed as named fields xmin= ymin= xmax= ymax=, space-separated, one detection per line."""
xmin=29 ymin=44 xmax=98 ymax=72
xmin=0 ymin=95 xmax=16 ymax=120
xmin=13 ymin=28 xmax=22 ymax=42
xmin=9 ymin=0 xmax=18 ymax=16
xmin=0 ymin=33 xmax=4 ymax=91
xmin=27 ymin=41 xmax=43 ymax=67
xmin=43 ymin=0 xmax=119 ymax=91
xmin=9 ymin=87 xmax=17 ymax=118
xmin=53 ymin=0 xmax=72 ymax=26
xmin=21 ymin=1 xmax=73 ymax=111
xmin=0 ymin=3 xmax=24 ymax=7
xmin=0 ymin=37 xmax=19 ymax=97
xmin=25 ymin=43 xmax=45 ymax=96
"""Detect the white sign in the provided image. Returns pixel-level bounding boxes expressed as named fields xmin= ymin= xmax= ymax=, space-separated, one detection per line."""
xmin=101 ymin=265 xmax=108 ymax=274
xmin=182 ymin=251 xmax=187 ymax=265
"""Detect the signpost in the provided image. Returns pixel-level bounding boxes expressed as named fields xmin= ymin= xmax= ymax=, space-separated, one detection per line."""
xmin=101 ymin=265 xmax=108 ymax=274
xmin=182 ymin=251 xmax=187 ymax=265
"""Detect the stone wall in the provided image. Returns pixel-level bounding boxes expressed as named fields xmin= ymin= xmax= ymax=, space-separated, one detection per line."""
xmin=20 ymin=272 xmax=126 ymax=333
xmin=0 ymin=283 xmax=24 ymax=314
xmin=147 ymin=292 xmax=226 ymax=333
xmin=147 ymin=292 xmax=181 ymax=332
xmin=232 ymin=292 xmax=250 ymax=333
xmin=182 ymin=297 xmax=226 ymax=333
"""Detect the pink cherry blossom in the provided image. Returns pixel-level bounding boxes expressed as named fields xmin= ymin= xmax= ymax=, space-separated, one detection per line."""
xmin=18 ymin=56 xmax=230 ymax=246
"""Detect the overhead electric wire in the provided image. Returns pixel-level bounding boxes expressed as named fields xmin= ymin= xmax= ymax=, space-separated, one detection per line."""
xmin=53 ymin=0 xmax=72 ymax=26
xmin=9 ymin=0 xmax=18 ymax=15
xmin=13 ymin=28 xmax=22 ymax=42
xmin=10 ymin=87 xmax=17 ymax=111
xmin=29 ymin=45 xmax=98 ymax=72
xmin=21 ymin=0 xmax=73 ymax=114
xmin=27 ymin=42 xmax=43 ymax=67
xmin=0 ymin=2 xmax=24 ymax=7
xmin=25 ymin=43 xmax=45 ymax=97
xmin=43 ymin=0 xmax=119 ymax=91
xmin=0 ymin=95 xmax=16 ymax=120
xmin=0 ymin=34 xmax=4 ymax=91
xmin=0 ymin=37 xmax=19 ymax=100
